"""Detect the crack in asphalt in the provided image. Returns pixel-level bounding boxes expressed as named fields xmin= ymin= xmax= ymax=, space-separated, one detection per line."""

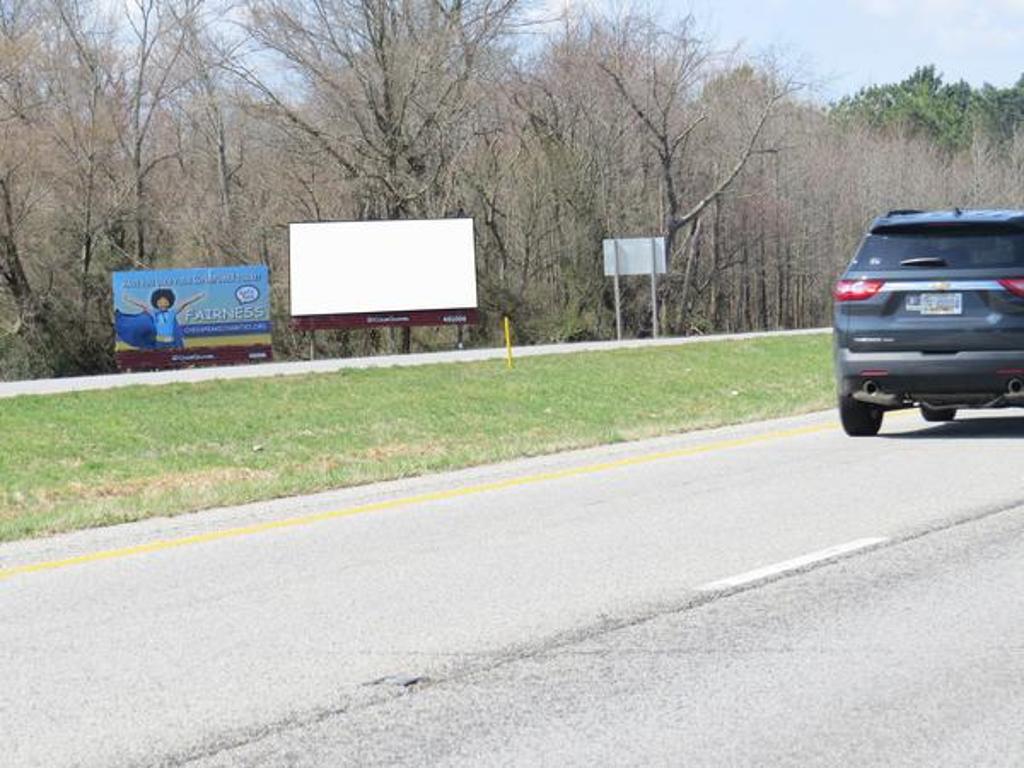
xmin=159 ymin=495 xmax=1024 ymax=768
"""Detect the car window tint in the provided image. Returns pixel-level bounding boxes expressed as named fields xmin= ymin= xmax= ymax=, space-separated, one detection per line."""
xmin=850 ymin=233 xmax=1024 ymax=270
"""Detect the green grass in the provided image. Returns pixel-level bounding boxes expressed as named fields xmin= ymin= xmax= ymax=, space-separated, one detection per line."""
xmin=0 ymin=334 xmax=834 ymax=542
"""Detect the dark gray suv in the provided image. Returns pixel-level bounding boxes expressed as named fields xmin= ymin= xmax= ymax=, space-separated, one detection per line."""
xmin=834 ymin=209 xmax=1024 ymax=436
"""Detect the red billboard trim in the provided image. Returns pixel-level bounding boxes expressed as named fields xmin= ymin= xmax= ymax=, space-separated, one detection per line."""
xmin=115 ymin=345 xmax=273 ymax=372
xmin=290 ymin=308 xmax=479 ymax=330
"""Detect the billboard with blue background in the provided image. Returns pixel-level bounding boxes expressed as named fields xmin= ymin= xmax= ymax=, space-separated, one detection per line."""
xmin=113 ymin=266 xmax=272 ymax=370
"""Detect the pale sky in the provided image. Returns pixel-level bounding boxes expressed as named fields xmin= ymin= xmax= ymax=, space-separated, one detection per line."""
xmin=678 ymin=0 xmax=1024 ymax=100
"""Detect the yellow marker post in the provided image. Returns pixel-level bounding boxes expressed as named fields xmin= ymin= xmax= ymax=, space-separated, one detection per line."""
xmin=504 ymin=316 xmax=513 ymax=369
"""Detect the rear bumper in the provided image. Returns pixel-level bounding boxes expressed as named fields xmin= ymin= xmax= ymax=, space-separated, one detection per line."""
xmin=835 ymin=348 xmax=1024 ymax=400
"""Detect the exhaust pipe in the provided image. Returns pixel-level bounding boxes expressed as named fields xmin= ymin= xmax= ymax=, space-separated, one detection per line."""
xmin=1008 ymin=379 xmax=1024 ymax=395
xmin=853 ymin=380 xmax=900 ymax=407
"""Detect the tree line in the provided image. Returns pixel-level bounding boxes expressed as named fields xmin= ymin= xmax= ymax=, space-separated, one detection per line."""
xmin=2 ymin=0 xmax=1024 ymax=378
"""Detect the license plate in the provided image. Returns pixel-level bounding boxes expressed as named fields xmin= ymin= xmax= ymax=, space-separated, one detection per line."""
xmin=917 ymin=292 xmax=962 ymax=315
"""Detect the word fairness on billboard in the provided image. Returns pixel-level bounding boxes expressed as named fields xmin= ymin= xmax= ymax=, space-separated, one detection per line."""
xmin=112 ymin=266 xmax=273 ymax=370
xmin=603 ymin=237 xmax=666 ymax=340
xmin=289 ymin=218 xmax=479 ymax=330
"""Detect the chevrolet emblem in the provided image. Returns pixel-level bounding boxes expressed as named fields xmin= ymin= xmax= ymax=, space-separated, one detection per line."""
xmin=930 ymin=281 xmax=951 ymax=291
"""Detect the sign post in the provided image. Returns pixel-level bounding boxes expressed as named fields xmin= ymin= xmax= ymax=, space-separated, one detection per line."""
xmin=650 ymin=237 xmax=659 ymax=339
xmin=602 ymin=237 xmax=666 ymax=340
xmin=613 ymin=240 xmax=623 ymax=341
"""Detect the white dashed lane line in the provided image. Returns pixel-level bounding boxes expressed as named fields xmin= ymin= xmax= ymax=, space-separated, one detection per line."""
xmin=698 ymin=537 xmax=890 ymax=592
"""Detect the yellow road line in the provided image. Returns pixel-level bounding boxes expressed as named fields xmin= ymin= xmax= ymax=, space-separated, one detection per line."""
xmin=0 ymin=421 xmax=836 ymax=582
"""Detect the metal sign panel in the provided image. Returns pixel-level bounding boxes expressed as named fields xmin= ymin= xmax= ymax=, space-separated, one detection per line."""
xmin=602 ymin=237 xmax=666 ymax=276
xmin=113 ymin=266 xmax=272 ymax=370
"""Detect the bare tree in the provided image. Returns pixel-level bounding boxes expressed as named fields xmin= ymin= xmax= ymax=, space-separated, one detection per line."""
xmin=240 ymin=0 xmax=520 ymax=215
xmin=173 ymin=0 xmax=249 ymax=261
xmin=46 ymin=0 xmax=126 ymax=328
xmin=592 ymin=13 xmax=792 ymax=332
xmin=119 ymin=0 xmax=194 ymax=265
xmin=0 ymin=0 xmax=48 ymax=337
xmin=238 ymin=0 xmax=523 ymax=350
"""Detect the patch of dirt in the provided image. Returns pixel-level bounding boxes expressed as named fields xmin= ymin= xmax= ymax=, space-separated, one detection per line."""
xmin=18 ymin=467 xmax=276 ymax=511
xmin=362 ymin=442 xmax=447 ymax=461
xmin=312 ymin=442 xmax=448 ymax=473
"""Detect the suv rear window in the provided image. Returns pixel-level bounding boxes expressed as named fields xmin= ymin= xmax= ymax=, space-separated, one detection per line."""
xmin=850 ymin=232 xmax=1024 ymax=270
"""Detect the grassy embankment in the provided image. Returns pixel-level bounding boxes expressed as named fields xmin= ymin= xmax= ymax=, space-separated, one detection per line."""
xmin=0 ymin=334 xmax=834 ymax=542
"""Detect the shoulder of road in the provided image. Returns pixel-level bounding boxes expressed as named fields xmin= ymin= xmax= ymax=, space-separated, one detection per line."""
xmin=0 ymin=328 xmax=828 ymax=399
xmin=0 ymin=408 xmax=839 ymax=577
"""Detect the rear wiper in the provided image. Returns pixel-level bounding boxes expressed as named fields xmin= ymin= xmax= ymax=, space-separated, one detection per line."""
xmin=900 ymin=257 xmax=948 ymax=267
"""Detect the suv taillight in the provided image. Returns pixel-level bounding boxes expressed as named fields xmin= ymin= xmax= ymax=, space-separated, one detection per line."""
xmin=998 ymin=278 xmax=1024 ymax=297
xmin=833 ymin=279 xmax=885 ymax=302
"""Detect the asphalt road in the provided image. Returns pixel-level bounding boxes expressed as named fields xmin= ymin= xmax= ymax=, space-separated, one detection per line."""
xmin=2 ymin=406 xmax=1024 ymax=766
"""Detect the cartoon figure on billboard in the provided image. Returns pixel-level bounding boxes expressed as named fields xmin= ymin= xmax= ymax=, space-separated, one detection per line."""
xmin=119 ymin=288 xmax=206 ymax=349
xmin=112 ymin=265 xmax=272 ymax=370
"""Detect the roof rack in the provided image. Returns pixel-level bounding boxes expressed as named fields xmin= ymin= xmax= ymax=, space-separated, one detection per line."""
xmin=885 ymin=209 xmax=925 ymax=216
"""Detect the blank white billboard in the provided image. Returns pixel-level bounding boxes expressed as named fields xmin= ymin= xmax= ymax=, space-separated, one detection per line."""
xmin=289 ymin=219 xmax=478 ymax=316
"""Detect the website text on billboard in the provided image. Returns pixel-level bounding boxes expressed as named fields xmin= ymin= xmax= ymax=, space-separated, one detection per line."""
xmin=112 ymin=266 xmax=273 ymax=370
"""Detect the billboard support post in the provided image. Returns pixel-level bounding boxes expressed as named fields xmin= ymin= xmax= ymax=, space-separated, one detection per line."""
xmin=613 ymin=241 xmax=623 ymax=341
xmin=650 ymin=237 xmax=659 ymax=339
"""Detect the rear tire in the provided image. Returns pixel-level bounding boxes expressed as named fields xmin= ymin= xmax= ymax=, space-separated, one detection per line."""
xmin=839 ymin=394 xmax=883 ymax=436
xmin=920 ymin=405 xmax=957 ymax=422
